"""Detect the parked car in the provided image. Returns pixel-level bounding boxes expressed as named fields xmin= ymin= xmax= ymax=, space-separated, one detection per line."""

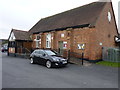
xmin=30 ymin=49 xmax=68 ymax=68
xmin=1 ymin=46 xmax=8 ymax=52
xmin=1 ymin=47 xmax=4 ymax=52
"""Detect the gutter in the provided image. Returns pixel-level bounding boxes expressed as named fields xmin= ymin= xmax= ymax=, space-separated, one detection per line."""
xmin=33 ymin=24 xmax=90 ymax=34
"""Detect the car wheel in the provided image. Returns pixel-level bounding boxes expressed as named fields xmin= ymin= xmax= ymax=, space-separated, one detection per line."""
xmin=46 ymin=61 xmax=52 ymax=68
xmin=30 ymin=58 xmax=34 ymax=64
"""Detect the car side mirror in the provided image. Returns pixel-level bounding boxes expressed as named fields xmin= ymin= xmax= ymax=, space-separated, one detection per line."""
xmin=43 ymin=54 xmax=46 ymax=56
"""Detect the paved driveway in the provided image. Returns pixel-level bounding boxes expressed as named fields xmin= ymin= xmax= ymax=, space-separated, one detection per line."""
xmin=2 ymin=53 xmax=119 ymax=88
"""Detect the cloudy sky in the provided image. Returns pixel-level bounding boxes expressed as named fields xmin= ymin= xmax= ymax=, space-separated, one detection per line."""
xmin=0 ymin=0 xmax=119 ymax=39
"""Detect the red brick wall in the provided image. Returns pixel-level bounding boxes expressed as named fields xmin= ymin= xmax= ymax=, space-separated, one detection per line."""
xmin=31 ymin=3 xmax=118 ymax=60
xmin=32 ymin=34 xmax=36 ymax=49
xmin=92 ymin=2 xmax=118 ymax=60
xmin=23 ymin=42 xmax=32 ymax=51
xmin=72 ymin=28 xmax=95 ymax=59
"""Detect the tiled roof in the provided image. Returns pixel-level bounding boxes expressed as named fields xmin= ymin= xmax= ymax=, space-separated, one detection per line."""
xmin=29 ymin=2 xmax=107 ymax=34
xmin=12 ymin=29 xmax=31 ymax=41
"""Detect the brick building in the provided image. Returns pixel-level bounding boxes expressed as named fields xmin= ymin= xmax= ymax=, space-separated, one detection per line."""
xmin=8 ymin=29 xmax=32 ymax=56
xmin=8 ymin=1 xmax=118 ymax=61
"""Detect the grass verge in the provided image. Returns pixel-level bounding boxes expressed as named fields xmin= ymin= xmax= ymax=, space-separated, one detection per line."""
xmin=96 ymin=61 xmax=120 ymax=67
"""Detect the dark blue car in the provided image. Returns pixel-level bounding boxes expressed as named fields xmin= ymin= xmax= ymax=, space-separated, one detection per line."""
xmin=30 ymin=49 xmax=68 ymax=68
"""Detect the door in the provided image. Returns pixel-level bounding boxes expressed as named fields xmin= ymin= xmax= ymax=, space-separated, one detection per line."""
xmin=37 ymin=50 xmax=47 ymax=65
xmin=34 ymin=50 xmax=41 ymax=64
xmin=58 ymin=41 xmax=63 ymax=55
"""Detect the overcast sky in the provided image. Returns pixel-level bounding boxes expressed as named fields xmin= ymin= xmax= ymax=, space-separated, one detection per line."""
xmin=0 ymin=0 xmax=119 ymax=39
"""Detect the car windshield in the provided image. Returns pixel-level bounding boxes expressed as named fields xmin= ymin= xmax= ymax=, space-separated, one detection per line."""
xmin=45 ymin=50 xmax=56 ymax=56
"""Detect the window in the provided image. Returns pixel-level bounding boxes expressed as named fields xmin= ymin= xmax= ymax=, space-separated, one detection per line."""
xmin=108 ymin=11 xmax=112 ymax=22
xmin=9 ymin=42 xmax=15 ymax=47
xmin=61 ymin=34 xmax=64 ymax=38
xmin=46 ymin=33 xmax=51 ymax=48
xmin=35 ymin=35 xmax=41 ymax=48
xmin=46 ymin=41 xmax=49 ymax=48
xmin=36 ymin=35 xmax=40 ymax=40
xmin=36 ymin=41 xmax=39 ymax=48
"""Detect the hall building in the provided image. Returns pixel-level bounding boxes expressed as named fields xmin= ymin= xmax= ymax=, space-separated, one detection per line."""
xmin=8 ymin=1 xmax=118 ymax=61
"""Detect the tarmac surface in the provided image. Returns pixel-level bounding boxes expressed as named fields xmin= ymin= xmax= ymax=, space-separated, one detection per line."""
xmin=2 ymin=53 xmax=119 ymax=88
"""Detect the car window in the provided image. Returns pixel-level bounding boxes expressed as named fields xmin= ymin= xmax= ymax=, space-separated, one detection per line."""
xmin=45 ymin=50 xmax=56 ymax=56
xmin=34 ymin=50 xmax=39 ymax=54
xmin=33 ymin=50 xmax=37 ymax=53
xmin=39 ymin=50 xmax=45 ymax=55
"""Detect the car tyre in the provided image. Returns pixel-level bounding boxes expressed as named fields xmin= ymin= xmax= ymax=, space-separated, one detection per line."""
xmin=46 ymin=60 xmax=52 ymax=68
xmin=30 ymin=58 xmax=34 ymax=64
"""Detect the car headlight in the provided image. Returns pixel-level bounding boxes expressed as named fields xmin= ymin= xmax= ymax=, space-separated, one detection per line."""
xmin=53 ymin=58 xmax=60 ymax=62
xmin=56 ymin=59 xmax=60 ymax=62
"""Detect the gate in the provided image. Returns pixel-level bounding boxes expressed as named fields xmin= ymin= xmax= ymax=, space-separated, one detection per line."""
xmin=102 ymin=47 xmax=120 ymax=62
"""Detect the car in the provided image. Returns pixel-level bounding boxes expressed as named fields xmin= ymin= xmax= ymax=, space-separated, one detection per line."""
xmin=30 ymin=49 xmax=68 ymax=68
xmin=1 ymin=47 xmax=7 ymax=52
xmin=1 ymin=44 xmax=8 ymax=52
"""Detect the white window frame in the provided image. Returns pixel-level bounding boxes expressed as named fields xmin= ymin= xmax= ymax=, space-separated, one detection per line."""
xmin=46 ymin=33 xmax=51 ymax=48
xmin=35 ymin=35 xmax=41 ymax=48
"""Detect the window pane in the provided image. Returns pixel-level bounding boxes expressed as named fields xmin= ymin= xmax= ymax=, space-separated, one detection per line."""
xmin=39 ymin=50 xmax=45 ymax=55
xmin=36 ymin=41 xmax=40 ymax=48
xmin=46 ymin=34 xmax=51 ymax=48
xmin=45 ymin=50 xmax=56 ymax=56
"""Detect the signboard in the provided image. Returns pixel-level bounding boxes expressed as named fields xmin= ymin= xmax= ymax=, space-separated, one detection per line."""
xmin=63 ymin=42 xmax=67 ymax=49
xmin=78 ymin=44 xmax=85 ymax=50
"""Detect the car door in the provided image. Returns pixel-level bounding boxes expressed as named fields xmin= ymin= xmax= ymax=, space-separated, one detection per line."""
xmin=34 ymin=50 xmax=42 ymax=64
xmin=38 ymin=50 xmax=48 ymax=65
xmin=32 ymin=50 xmax=38 ymax=63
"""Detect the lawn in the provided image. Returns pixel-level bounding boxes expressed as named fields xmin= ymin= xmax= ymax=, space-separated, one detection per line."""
xmin=96 ymin=61 xmax=120 ymax=67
